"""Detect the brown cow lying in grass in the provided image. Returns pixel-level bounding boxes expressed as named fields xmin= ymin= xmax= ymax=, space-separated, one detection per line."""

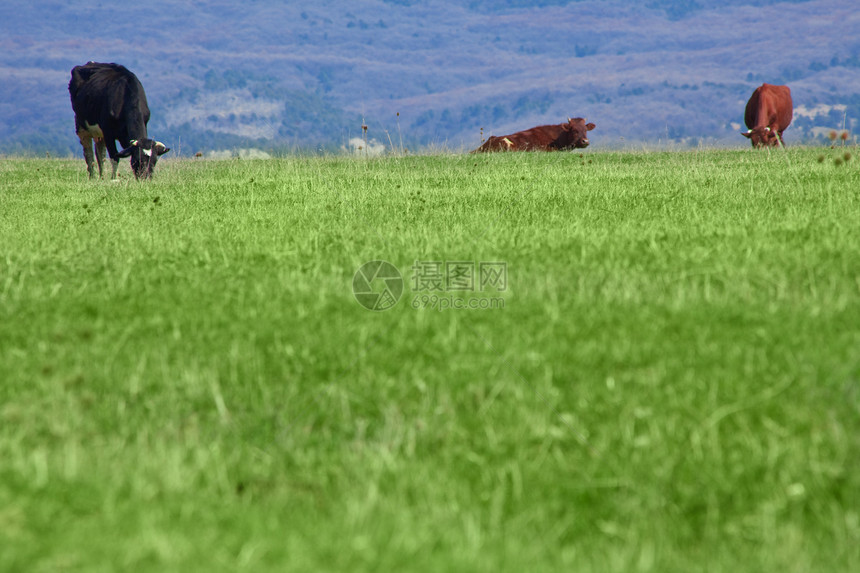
xmin=473 ymin=118 xmax=595 ymax=152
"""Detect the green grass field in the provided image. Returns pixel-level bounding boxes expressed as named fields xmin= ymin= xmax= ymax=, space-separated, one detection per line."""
xmin=1 ymin=148 xmax=859 ymax=572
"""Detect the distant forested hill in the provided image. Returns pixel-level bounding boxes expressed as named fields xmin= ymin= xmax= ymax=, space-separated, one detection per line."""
xmin=1 ymin=0 xmax=858 ymax=156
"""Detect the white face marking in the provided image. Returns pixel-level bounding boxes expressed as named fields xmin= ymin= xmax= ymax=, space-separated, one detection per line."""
xmin=83 ymin=121 xmax=104 ymax=139
xmin=142 ymin=148 xmax=152 ymax=157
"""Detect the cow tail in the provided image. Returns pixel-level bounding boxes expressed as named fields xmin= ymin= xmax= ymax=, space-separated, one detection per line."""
xmin=69 ymin=67 xmax=85 ymax=99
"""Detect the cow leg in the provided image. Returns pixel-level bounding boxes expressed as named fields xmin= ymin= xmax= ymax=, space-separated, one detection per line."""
xmin=105 ymin=140 xmax=120 ymax=180
xmin=77 ymin=133 xmax=96 ymax=178
xmin=95 ymin=138 xmax=107 ymax=178
xmin=776 ymin=130 xmax=786 ymax=149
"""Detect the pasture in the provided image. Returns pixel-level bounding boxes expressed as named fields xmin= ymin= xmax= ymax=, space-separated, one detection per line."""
xmin=1 ymin=148 xmax=859 ymax=571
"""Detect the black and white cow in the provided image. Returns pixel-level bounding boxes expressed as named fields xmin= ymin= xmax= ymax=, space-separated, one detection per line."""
xmin=69 ymin=62 xmax=169 ymax=179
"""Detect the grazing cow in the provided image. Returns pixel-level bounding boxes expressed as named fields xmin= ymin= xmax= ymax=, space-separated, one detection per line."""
xmin=69 ymin=62 xmax=169 ymax=179
xmin=742 ymin=83 xmax=793 ymax=148
xmin=473 ymin=118 xmax=596 ymax=152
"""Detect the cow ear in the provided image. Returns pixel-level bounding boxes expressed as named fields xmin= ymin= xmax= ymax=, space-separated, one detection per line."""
xmin=117 ymin=139 xmax=141 ymax=157
xmin=155 ymin=141 xmax=171 ymax=156
xmin=586 ymin=123 xmax=596 ymax=131
xmin=741 ymin=131 xmax=752 ymax=138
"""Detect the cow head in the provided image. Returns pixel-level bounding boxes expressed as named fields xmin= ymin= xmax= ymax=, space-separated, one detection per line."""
xmin=742 ymin=126 xmax=780 ymax=148
xmin=117 ymin=138 xmax=170 ymax=179
xmin=558 ymin=118 xmax=596 ymax=149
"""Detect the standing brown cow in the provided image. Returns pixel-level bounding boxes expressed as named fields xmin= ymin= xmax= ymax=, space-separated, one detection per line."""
xmin=742 ymin=84 xmax=793 ymax=148
xmin=473 ymin=118 xmax=596 ymax=152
